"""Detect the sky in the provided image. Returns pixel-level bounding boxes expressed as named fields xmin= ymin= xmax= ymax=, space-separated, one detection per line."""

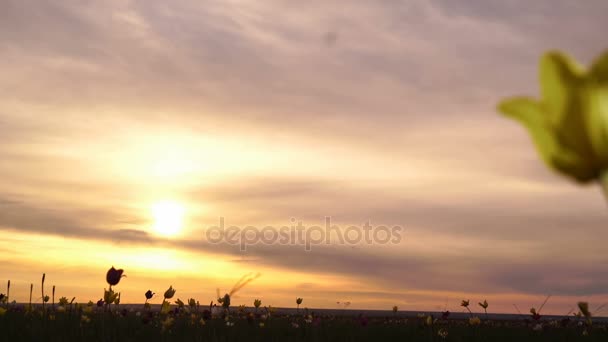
xmin=1 ymin=0 xmax=608 ymax=314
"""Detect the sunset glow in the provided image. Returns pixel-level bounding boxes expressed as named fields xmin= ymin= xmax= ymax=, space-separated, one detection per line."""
xmin=1 ymin=1 xmax=607 ymax=318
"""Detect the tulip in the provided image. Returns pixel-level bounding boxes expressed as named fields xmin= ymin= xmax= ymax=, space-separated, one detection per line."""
xmin=145 ymin=290 xmax=154 ymax=300
xmin=498 ymin=51 xmax=608 ymax=199
xmin=254 ymin=299 xmax=262 ymax=309
xmin=296 ymin=297 xmax=303 ymax=313
xmin=164 ymin=286 xmax=176 ymax=299
xmin=106 ymin=266 xmax=125 ymax=287
xmin=461 ymin=299 xmax=472 ymax=316
xmin=479 ymin=300 xmax=489 ymax=318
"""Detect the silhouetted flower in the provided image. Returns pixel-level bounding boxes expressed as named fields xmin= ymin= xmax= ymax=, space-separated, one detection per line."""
xmin=461 ymin=300 xmax=470 ymax=308
xmin=145 ymin=290 xmax=154 ymax=300
xmin=106 ymin=267 xmax=125 ymax=286
xmin=164 ymin=286 xmax=176 ymax=299
xmin=96 ymin=299 xmax=104 ymax=307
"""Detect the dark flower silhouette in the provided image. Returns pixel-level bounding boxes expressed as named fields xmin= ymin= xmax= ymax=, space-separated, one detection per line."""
xmin=106 ymin=266 xmax=125 ymax=286
xmin=145 ymin=290 xmax=154 ymax=300
xmin=96 ymin=299 xmax=104 ymax=307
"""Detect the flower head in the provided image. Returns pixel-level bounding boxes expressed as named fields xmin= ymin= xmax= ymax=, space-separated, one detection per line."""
xmin=469 ymin=317 xmax=481 ymax=326
xmin=392 ymin=305 xmax=398 ymax=313
xmin=254 ymin=299 xmax=262 ymax=308
xmin=461 ymin=300 xmax=470 ymax=308
xmin=498 ymin=51 xmax=608 ymax=184
xmin=296 ymin=298 xmax=303 ymax=305
xmin=164 ymin=286 xmax=176 ymax=299
xmin=578 ymin=302 xmax=591 ymax=318
xmin=104 ymin=288 xmax=119 ymax=304
xmin=145 ymin=290 xmax=154 ymax=300
xmin=479 ymin=300 xmax=489 ymax=310
xmin=106 ymin=266 xmax=125 ymax=286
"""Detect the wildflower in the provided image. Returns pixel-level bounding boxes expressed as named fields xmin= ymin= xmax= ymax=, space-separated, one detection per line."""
xmin=175 ymin=298 xmax=185 ymax=308
xmin=530 ymin=308 xmax=541 ymax=321
xmin=438 ymin=328 xmax=449 ymax=339
xmin=58 ymin=297 xmax=69 ymax=306
xmin=164 ymin=286 xmax=176 ymax=299
xmin=479 ymin=300 xmax=488 ymax=310
xmin=188 ymin=298 xmax=196 ymax=308
xmin=305 ymin=314 xmax=313 ymax=324
xmin=104 ymin=288 xmax=118 ymax=304
xmin=217 ymin=273 xmax=260 ymax=311
xmin=162 ymin=317 xmax=174 ymax=331
xmin=161 ymin=300 xmax=171 ymax=314
xmin=254 ymin=299 xmax=262 ymax=309
xmin=106 ymin=266 xmax=125 ymax=286
xmin=469 ymin=317 xmax=481 ymax=326
xmin=296 ymin=298 xmax=303 ymax=312
xmin=498 ymin=51 xmax=608 ymax=195
xmin=145 ymin=290 xmax=154 ymax=300
xmin=578 ymin=302 xmax=591 ymax=318
xmin=96 ymin=299 xmax=104 ymax=307
xmin=392 ymin=305 xmax=398 ymax=314
xmin=461 ymin=299 xmax=473 ymax=316
xmin=114 ymin=293 xmax=121 ymax=305
xmin=578 ymin=302 xmax=592 ymax=326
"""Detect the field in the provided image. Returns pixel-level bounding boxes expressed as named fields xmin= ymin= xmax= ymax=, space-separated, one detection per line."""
xmin=1 ymin=305 xmax=606 ymax=342
xmin=0 ymin=271 xmax=604 ymax=341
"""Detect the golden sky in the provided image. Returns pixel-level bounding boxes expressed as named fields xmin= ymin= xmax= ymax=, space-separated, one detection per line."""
xmin=1 ymin=0 xmax=608 ymax=314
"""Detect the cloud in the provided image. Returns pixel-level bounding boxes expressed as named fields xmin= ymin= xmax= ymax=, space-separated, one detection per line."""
xmin=1 ymin=0 xmax=608 ymax=305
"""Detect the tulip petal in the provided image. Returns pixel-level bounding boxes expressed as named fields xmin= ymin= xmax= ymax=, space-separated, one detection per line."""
xmin=540 ymin=51 xmax=582 ymax=124
xmin=589 ymin=50 xmax=608 ymax=82
xmin=541 ymin=52 xmax=596 ymax=162
xmin=499 ymin=97 xmax=559 ymax=167
xmin=499 ymin=97 xmax=596 ymax=182
xmin=584 ymin=86 xmax=608 ymax=171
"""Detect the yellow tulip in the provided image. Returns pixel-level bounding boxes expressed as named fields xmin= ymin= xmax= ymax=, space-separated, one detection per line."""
xmin=499 ymin=51 xmax=608 ymax=196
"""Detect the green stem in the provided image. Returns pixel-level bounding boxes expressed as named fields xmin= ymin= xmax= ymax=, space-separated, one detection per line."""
xmin=601 ymin=171 xmax=608 ymax=202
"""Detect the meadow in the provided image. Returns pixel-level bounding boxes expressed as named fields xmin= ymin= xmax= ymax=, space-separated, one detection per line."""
xmin=0 ymin=269 xmax=606 ymax=341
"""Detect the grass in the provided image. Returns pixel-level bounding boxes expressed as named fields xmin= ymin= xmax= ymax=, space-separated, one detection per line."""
xmin=1 ymin=270 xmax=605 ymax=341
xmin=0 ymin=306 xmax=607 ymax=342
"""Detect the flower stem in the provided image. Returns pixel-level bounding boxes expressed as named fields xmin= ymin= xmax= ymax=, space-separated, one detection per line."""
xmin=600 ymin=171 xmax=608 ymax=203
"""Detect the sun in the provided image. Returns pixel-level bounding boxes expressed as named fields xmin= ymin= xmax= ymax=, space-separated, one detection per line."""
xmin=151 ymin=200 xmax=185 ymax=237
